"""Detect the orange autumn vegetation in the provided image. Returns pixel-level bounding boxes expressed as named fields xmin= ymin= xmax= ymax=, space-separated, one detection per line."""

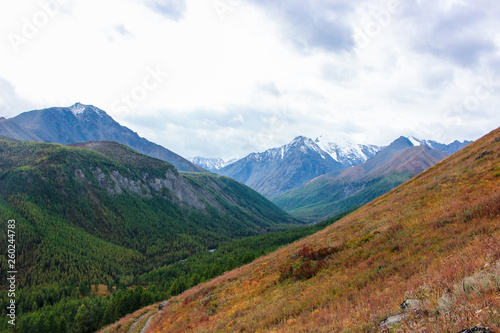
xmin=118 ymin=127 xmax=500 ymax=332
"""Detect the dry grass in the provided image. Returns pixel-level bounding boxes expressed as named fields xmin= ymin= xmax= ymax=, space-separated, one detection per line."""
xmin=110 ymin=128 xmax=500 ymax=332
xmin=92 ymin=284 xmax=113 ymax=297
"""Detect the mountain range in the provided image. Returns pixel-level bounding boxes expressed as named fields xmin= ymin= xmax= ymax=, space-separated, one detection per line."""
xmin=273 ymin=136 xmax=449 ymax=222
xmin=216 ymin=136 xmax=347 ymax=198
xmin=0 ymin=103 xmax=204 ymax=172
xmin=0 ymin=103 xmax=471 ymax=202
xmin=212 ymin=134 xmax=471 ymax=200
xmin=106 ymin=126 xmax=500 ymax=333
xmin=0 ymin=101 xmax=489 ymax=332
xmin=0 ymin=103 xmax=472 ymax=223
xmin=188 ymin=157 xmax=238 ymax=172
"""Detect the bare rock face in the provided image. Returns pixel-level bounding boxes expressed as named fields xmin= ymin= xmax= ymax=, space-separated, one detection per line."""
xmin=148 ymin=170 xmax=207 ymax=210
xmin=91 ymin=168 xmax=208 ymax=210
xmin=67 ymin=141 xmax=295 ymax=223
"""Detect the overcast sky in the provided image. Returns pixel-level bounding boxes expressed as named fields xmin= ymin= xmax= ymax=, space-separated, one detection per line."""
xmin=1 ymin=0 xmax=499 ymax=159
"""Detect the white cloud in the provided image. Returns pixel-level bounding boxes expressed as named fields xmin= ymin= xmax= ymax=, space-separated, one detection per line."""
xmin=0 ymin=0 xmax=499 ymax=158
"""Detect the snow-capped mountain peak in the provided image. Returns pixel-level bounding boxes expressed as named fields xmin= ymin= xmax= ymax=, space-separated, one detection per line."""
xmin=290 ymin=136 xmax=330 ymax=159
xmin=69 ymin=103 xmax=105 ymax=118
xmin=249 ymin=136 xmax=331 ymax=162
xmin=70 ymin=102 xmax=86 ymax=116
xmin=315 ymin=135 xmax=383 ymax=167
xmin=408 ymin=136 xmax=423 ymax=147
xmin=407 ymin=136 xmax=436 ymax=148
xmin=216 ymin=136 xmax=345 ymax=198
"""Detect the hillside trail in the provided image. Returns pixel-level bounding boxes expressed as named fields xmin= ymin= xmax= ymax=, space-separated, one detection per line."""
xmin=139 ymin=315 xmax=155 ymax=333
xmin=127 ymin=310 xmax=156 ymax=333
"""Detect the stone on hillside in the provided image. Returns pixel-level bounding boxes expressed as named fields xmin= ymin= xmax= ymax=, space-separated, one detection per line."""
xmin=380 ymin=314 xmax=407 ymax=328
xmin=400 ymin=299 xmax=422 ymax=312
xmin=158 ymin=301 xmax=168 ymax=310
xmin=457 ymin=326 xmax=490 ymax=333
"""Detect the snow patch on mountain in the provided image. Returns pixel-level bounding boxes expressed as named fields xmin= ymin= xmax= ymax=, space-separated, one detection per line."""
xmin=315 ymin=135 xmax=383 ymax=167
xmin=404 ymin=136 xmax=472 ymax=155
xmin=69 ymin=103 xmax=105 ymax=118
xmin=408 ymin=136 xmax=437 ymax=148
xmin=189 ymin=157 xmax=239 ymax=172
xmin=70 ymin=103 xmax=86 ymax=116
xmin=249 ymin=136 xmax=331 ymax=162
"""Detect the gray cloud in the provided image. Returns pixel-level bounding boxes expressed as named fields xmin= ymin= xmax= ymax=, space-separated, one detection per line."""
xmin=255 ymin=82 xmax=282 ymax=97
xmin=105 ymin=24 xmax=133 ymax=42
xmin=118 ymin=105 xmax=299 ymax=159
xmin=418 ymin=34 xmax=495 ymax=68
xmin=0 ymin=78 xmax=35 ymax=118
xmin=115 ymin=24 xmax=132 ymax=37
xmin=250 ymin=0 xmax=356 ymax=53
xmin=322 ymin=63 xmax=357 ymax=83
xmin=488 ymin=57 xmax=500 ymax=75
xmin=404 ymin=1 xmax=497 ymax=67
xmin=146 ymin=0 xmax=186 ymax=21
xmin=422 ymin=70 xmax=454 ymax=91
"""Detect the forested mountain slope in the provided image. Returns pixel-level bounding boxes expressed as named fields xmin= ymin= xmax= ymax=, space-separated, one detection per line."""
xmin=0 ymin=138 xmax=301 ymax=331
xmin=0 ymin=138 xmax=298 ymax=287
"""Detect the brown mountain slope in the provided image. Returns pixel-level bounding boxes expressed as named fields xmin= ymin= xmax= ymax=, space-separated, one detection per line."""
xmin=272 ymin=145 xmax=449 ymax=223
xmin=337 ymin=142 xmax=448 ymax=181
xmin=105 ymin=127 xmax=500 ymax=332
xmin=367 ymin=145 xmax=448 ymax=178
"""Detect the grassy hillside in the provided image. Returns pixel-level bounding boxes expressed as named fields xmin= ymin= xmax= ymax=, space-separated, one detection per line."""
xmin=118 ymin=127 xmax=500 ymax=332
xmin=0 ymin=138 xmax=300 ymax=331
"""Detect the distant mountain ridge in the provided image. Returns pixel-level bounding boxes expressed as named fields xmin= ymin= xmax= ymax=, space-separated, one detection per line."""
xmin=124 ymin=126 xmax=500 ymax=333
xmin=217 ymin=136 xmax=346 ymax=198
xmin=214 ymin=134 xmax=471 ymax=199
xmin=314 ymin=135 xmax=383 ymax=167
xmin=273 ymin=136 xmax=450 ymax=221
xmin=189 ymin=157 xmax=238 ymax=172
xmin=0 ymin=103 xmax=205 ymax=172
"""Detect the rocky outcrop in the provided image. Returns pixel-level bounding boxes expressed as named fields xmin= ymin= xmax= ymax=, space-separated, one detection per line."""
xmin=380 ymin=299 xmax=423 ymax=329
xmin=457 ymin=327 xmax=490 ymax=333
xmin=158 ymin=301 xmax=168 ymax=311
xmin=91 ymin=168 xmax=207 ymax=211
